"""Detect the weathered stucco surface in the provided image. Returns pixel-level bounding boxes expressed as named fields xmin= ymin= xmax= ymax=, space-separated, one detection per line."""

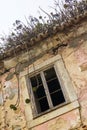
xmin=0 ymin=19 xmax=87 ymax=130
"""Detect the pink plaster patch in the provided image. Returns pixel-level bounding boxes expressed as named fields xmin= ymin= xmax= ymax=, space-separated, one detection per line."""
xmin=62 ymin=109 xmax=79 ymax=125
xmin=34 ymin=122 xmax=48 ymax=130
xmin=75 ymin=48 xmax=87 ymax=65
xmin=33 ymin=109 xmax=79 ymax=130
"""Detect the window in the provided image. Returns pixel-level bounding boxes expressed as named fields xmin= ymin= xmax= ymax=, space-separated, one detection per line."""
xmin=29 ymin=66 xmax=67 ymax=116
xmin=25 ymin=55 xmax=79 ymax=127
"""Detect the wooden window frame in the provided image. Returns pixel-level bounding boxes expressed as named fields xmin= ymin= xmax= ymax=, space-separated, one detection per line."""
xmin=31 ymin=66 xmax=68 ymax=117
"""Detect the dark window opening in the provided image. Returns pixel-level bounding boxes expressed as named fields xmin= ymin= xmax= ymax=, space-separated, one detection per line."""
xmin=44 ymin=67 xmax=65 ymax=107
xmin=30 ymin=67 xmax=66 ymax=114
xmin=38 ymin=98 xmax=49 ymax=112
xmin=51 ymin=90 xmax=65 ymax=106
xmin=30 ymin=74 xmax=49 ymax=113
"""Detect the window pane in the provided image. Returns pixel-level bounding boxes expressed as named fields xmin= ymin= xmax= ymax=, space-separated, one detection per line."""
xmin=47 ymin=78 xmax=61 ymax=93
xmin=30 ymin=74 xmax=42 ymax=87
xmin=36 ymin=85 xmax=46 ymax=98
xmin=39 ymin=98 xmax=49 ymax=112
xmin=44 ymin=67 xmax=65 ymax=107
xmin=44 ymin=67 xmax=61 ymax=93
xmin=44 ymin=67 xmax=57 ymax=81
xmin=30 ymin=74 xmax=49 ymax=113
xmin=50 ymin=90 xmax=65 ymax=106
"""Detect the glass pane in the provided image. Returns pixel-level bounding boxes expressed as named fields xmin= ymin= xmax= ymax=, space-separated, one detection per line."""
xmin=44 ymin=67 xmax=57 ymax=81
xmin=51 ymin=90 xmax=65 ymax=106
xmin=36 ymin=85 xmax=46 ymax=98
xmin=30 ymin=74 xmax=49 ymax=113
xmin=47 ymin=78 xmax=61 ymax=93
xmin=44 ymin=67 xmax=65 ymax=107
xmin=39 ymin=97 xmax=49 ymax=112
xmin=30 ymin=74 xmax=42 ymax=87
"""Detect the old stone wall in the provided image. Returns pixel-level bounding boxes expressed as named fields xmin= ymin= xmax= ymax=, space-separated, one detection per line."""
xmin=0 ymin=19 xmax=87 ymax=130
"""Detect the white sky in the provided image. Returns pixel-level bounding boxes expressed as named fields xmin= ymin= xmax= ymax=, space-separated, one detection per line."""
xmin=0 ymin=0 xmax=55 ymax=36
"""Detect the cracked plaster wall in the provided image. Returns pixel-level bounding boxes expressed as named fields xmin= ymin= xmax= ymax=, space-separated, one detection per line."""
xmin=0 ymin=20 xmax=87 ymax=130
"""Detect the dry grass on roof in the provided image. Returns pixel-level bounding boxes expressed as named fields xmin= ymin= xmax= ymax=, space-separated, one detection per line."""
xmin=0 ymin=0 xmax=87 ymax=60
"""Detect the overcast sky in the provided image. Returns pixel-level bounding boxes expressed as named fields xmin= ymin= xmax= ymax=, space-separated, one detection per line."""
xmin=0 ymin=0 xmax=55 ymax=36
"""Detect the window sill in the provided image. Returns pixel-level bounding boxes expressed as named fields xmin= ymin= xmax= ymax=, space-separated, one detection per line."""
xmin=33 ymin=101 xmax=69 ymax=119
xmin=27 ymin=100 xmax=79 ymax=129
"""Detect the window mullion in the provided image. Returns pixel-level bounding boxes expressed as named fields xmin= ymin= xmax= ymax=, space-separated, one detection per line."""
xmin=40 ymin=71 xmax=53 ymax=108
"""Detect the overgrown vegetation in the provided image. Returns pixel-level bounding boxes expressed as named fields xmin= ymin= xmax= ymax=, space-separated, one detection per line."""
xmin=0 ymin=0 xmax=87 ymax=59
